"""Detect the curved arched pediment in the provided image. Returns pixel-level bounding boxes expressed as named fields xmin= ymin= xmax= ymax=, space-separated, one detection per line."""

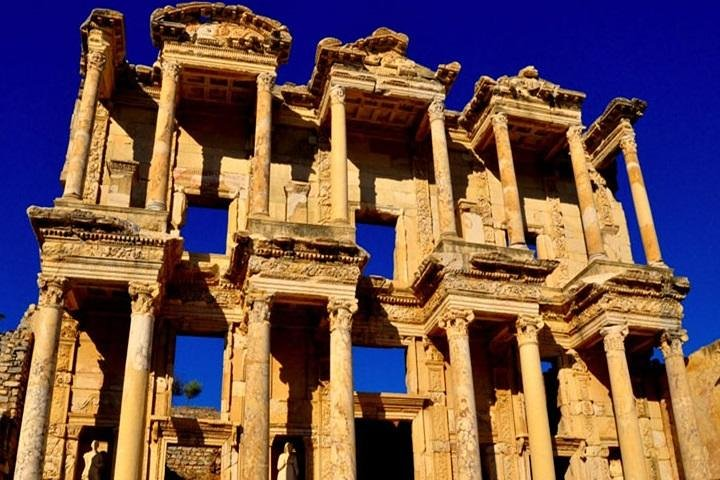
xmin=151 ymin=3 xmax=291 ymax=64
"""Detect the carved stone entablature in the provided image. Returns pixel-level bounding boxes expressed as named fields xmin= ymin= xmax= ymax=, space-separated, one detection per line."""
xmin=562 ymin=261 xmax=688 ymax=343
xmin=583 ymin=97 xmax=647 ymax=165
xmin=28 ymin=206 xmax=139 ymax=240
xmin=459 ymin=66 xmax=586 ymax=133
xmin=412 ymin=241 xmax=557 ymax=306
xmin=151 ymin=3 xmax=292 ymax=64
xmin=308 ymin=27 xmax=460 ymax=101
xmin=229 ymin=228 xmax=367 ymax=284
xmin=29 ymin=207 xmax=182 ymax=284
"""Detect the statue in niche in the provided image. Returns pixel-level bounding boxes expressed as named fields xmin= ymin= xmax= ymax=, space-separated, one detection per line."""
xmin=81 ymin=440 xmax=109 ymax=480
xmin=277 ymin=442 xmax=299 ymax=480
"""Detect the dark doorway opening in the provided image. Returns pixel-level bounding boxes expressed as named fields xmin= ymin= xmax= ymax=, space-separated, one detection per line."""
xmin=271 ymin=435 xmax=306 ymax=480
xmin=356 ymin=419 xmax=413 ymax=479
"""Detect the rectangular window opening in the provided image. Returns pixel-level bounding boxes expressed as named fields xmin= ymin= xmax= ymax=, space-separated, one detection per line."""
xmin=172 ymin=334 xmax=225 ymax=414
xmin=355 ymin=211 xmax=397 ymax=279
xmin=182 ymin=197 xmax=230 ymax=254
xmin=352 ymin=346 xmax=407 ymax=393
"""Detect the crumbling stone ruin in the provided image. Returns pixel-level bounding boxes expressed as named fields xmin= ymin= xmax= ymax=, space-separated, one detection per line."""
xmin=2 ymin=3 xmax=715 ymax=479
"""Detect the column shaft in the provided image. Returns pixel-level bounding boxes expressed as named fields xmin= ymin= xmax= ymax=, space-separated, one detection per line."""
xmin=567 ymin=126 xmax=606 ymax=260
xmin=114 ymin=283 xmax=159 ymax=480
xmin=14 ymin=276 xmax=66 ymax=479
xmin=492 ymin=113 xmax=526 ymax=247
xmin=249 ymin=72 xmax=276 ymax=217
xmin=63 ymin=51 xmax=106 ymax=199
xmin=660 ymin=330 xmax=710 ymax=480
xmin=241 ymin=294 xmax=272 ymax=480
xmin=516 ymin=316 xmax=556 ymax=480
xmin=600 ymin=325 xmax=648 ymax=480
xmin=330 ymin=86 xmax=349 ymax=224
xmin=328 ymin=298 xmax=358 ymax=480
xmin=619 ymin=121 xmax=662 ymax=264
xmin=146 ymin=61 xmax=181 ymax=210
xmin=442 ymin=310 xmax=482 ymax=480
xmin=429 ymin=98 xmax=457 ymax=237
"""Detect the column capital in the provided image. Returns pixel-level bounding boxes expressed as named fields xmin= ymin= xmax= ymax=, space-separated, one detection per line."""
xmin=566 ymin=124 xmax=585 ymax=142
xmin=491 ymin=112 xmax=508 ymax=130
xmin=328 ymin=297 xmax=358 ymax=332
xmin=128 ymin=282 xmax=160 ymax=315
xmin=515 ymin=315 xmax=544 ymax=346
xmin=618 ymin=119 xmax=637 ymax=152
xmin=256 ymin=72 xmax=277 ymax=92
xmin=600 ymin=324 xmax=629 ymax=353
xmin=439 ymin=309 xmax=474 ymax=338
xmin=86 ymin=50 xmax=107 ymax=73
xmin=161 ymin=60 xmax=182 ymax=82
xmin=37 ymin=275 xmax=68 ymax=308
xmin=247 ymin=291 xmax=274 ymax=325
xmin=329 ymin=85 xmax=346 ymax=105
xmin=428 ymin=96 xmax=445 ymax=122
xmin=659 ymin=328 xmax=688 ymax=359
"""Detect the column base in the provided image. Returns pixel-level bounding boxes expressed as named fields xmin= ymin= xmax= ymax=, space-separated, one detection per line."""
xmin=588 ymin=253 xmax=608 ymax=262
xmin=510 ymin=242 xmax=528 ymax=249
xmin=60 ymin=192 xmax=82 ymax=201
xmin=146 ymin=201 xmax=166 ymax=211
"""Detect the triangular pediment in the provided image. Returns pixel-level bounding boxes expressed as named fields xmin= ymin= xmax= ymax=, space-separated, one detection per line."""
xmin=151 ymin=3 xmax=291 ymax=64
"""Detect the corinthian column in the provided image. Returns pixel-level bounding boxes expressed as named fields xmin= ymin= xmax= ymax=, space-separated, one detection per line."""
xmin=14 ymin=275 xmax=67 ymax=479
xmin=600 ymin=324 xmax=647 ymax=480
xmin=249 ymin=72 xmax=276 ymax=217
xmin=63 ymin=49 xmax=107 ymax=199
xmin=440 ymin=310 xmax=482 ymax=480
xmin=659 ymin=329 xmax=710 ymax=480
xmin=618 ymin=120 xmax=662 ymax=264
xmin=567 ymin=126 xmax=606 ymax=260
xmin=114 ymin=283 xmax=159 ymax=480
xmin=492 ymin=113 xmax=526 ymax=247
xmin=515 ymin=316 xmax=555 ymax=480
xmin=330 ymin=86 xmax=349 ymax=224
xmin=428 ymin=97 xmax=458 ymax=238
xmin=328 ymin=297 xmax=358 ymax=480
xmin=241 ymin=293 xmax=273 ymax=480
xmin=146 ymin=60 xmax=181 ymax=210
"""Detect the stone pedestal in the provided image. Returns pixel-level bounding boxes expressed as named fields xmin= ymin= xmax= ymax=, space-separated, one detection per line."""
xmin=567 ymin=126 xmax=606 ymax=260
xmin=146 ymin=61 xmax=181 ymax=211
xmin=249 ymin=72 xmax=276 ymax=217
xmin=241 ymin=293 xmax=272 ymax=480
xmin=428 ymin=97 xmax=457 ymax=238
xmin=515 ymin=316 xmax=555 ymax=480
xmin=491 ymin=113 xmax=525 ymax=247
xmin=328 ymin=298 xmax=358 ymax=480
xmin=618 ymin=121 xmax=662 ymax=264
xmin=330 ymin=86 xmax=349 ymax=224
xmin=63 ymin=50 xmax=106 ymax=199
xmin=441 ymin=310 xmax=482 ymax=480
xmin=659 ymin=329 xmax=710 ymax=480
xmin=14 ymin=276 xmax=67 ymax=479
xmin=114 ymin=283 xmax=159 ymax=480
xmin=600 ymin=325 xmax=647 ymax=480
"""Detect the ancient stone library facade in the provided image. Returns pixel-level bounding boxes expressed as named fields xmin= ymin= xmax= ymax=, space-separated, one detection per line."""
xmin=0 ymin=3 xmax=716 ymax=480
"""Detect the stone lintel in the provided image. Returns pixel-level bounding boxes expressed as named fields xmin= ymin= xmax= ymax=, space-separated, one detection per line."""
xmin=353 ymin=393 xmax=428 ymax=420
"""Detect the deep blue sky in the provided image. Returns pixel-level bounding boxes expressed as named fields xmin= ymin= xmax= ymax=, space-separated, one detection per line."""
xmin=1 ymin=1 xmax=719 ymax=362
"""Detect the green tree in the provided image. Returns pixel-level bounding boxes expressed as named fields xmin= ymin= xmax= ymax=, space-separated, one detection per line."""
xmin=172 ymin=377 xmax=203 ymax=401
